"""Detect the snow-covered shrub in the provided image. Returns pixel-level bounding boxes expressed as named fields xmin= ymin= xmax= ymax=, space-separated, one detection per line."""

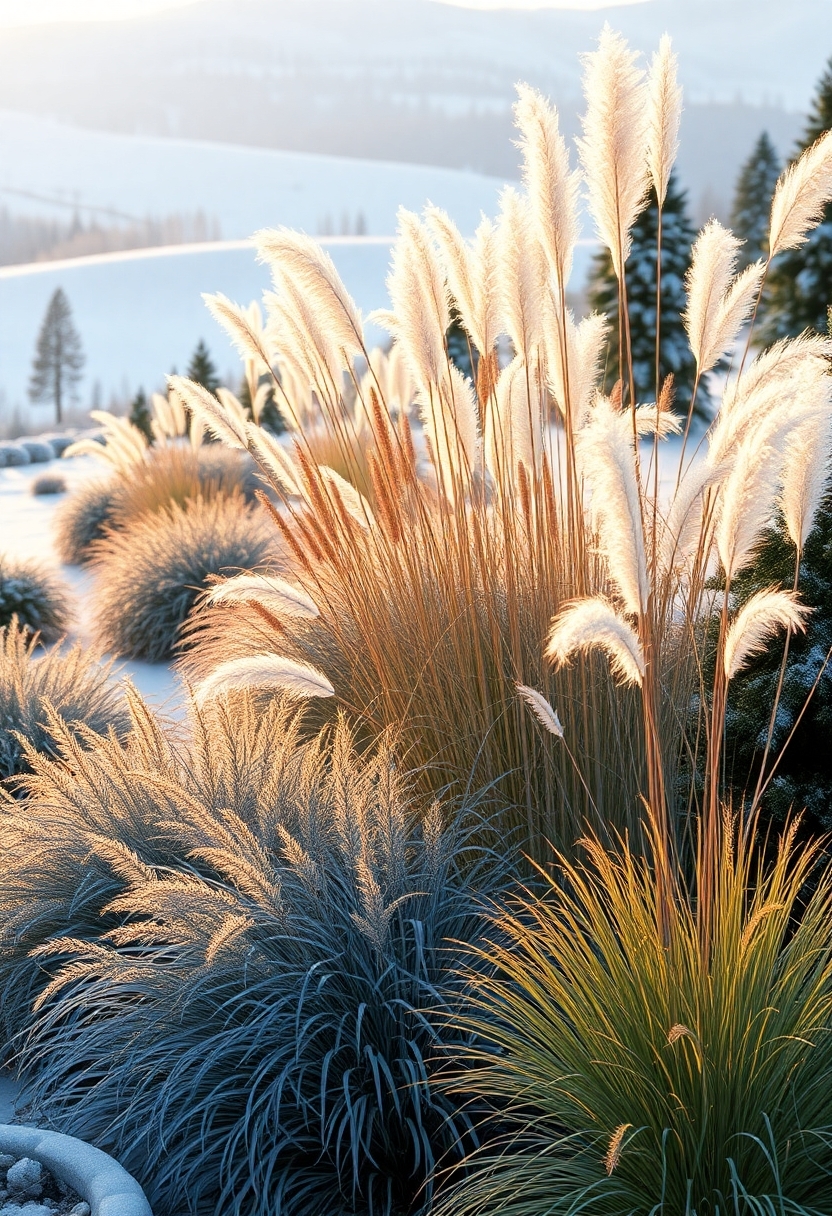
xmin=53 ymin=477 xmax=120 ymax=565
xmin=31 ymin=474 xmax=66 ymax=496
xmin=91 ymin=493 xmax=275 ymax=661
xmin=0 ymin=619 xmax=127 ymax=782
xmin=0 ymin=557 xmax=69 ymax=642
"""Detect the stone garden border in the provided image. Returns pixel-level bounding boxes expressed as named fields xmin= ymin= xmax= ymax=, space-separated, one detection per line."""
xmin=0 ymin=1124 xmax=152 ymax=1216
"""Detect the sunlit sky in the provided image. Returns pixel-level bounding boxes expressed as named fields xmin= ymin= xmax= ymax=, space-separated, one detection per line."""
xmin=0 ymin=0 xmax=650 ymax=27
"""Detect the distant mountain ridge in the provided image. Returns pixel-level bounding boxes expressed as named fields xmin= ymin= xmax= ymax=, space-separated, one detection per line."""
xmin=0 ymin=0 xmax=819 ymax=219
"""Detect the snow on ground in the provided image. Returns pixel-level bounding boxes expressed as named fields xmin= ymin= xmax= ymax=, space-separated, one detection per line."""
xmin=0 ymin=453 xmax=183 ymax=715
xmin=0 ymin=110 xmax=511 ymax=237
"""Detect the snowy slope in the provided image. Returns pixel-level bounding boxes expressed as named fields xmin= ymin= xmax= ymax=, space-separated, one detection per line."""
xmin=0 ymin=238 xmax=398 ymax=428
xmin=0 ymin=111 xmax=510 ymax=236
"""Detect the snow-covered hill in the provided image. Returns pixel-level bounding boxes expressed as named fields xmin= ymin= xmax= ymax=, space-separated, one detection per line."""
xmin=0 ymin=110 xmax=509 ymax=236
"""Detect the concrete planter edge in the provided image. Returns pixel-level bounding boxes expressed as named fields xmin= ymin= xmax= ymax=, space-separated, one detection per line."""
xmin=0 ymin=1123 xmax=152 ymax=1216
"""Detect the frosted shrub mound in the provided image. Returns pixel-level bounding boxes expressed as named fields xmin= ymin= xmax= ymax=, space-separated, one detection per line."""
xmin=91 ymin=493 xmax=276 ymax=662
xmin=0 ymin=557 xmax=70 ymax=642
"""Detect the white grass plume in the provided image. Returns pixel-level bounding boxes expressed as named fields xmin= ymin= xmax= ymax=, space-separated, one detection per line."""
xmin=254 ymin=227 xmax=364 ymax=359
xmin=646 ymin=35 xmax=682 ymax=206
xmin=577 ymin=25 xmax=650 ymax=280
xmin=485 ymin=354 xmax=543 ymax=485
xmin=245 ymin=422 xmax=302 ymax=495
xmin=545 ymin=597 xmax=645 ymax=686
xmin=318 ymin=466 xmax=376 ymax=529
xmin=684 ymin=221 xmax=764 ymax=373
xmin=516 ymin=683 xmax=564 ymax=737
xmin=167 ymin=377 xmax=248 ymax=450
xmin=207 ymin=575 xmax=319 ymax=619
xmin=203 ymin=292 xmax=273 ymax=376
xmin=781 ymin=395 xmax=832 ymax=550
xmin=723 ymin=589 xmax=809 ymax=680
xmin=64 ymin=410 xmax=148 ymax=471
xmin=633 ymin=404 xmax=682 ymax=438
xmin=577 ymin=396 xmax=647 ymax=615
xmin=545 ymin=304 xmax=608 ymax=426
xmin=514 ymin=83 xmax=581 ymax=292
xmin=195 ymin=654 xmax=335 ymax=704
xmin=264 ymin=280 xmax=345 ymax=403
xmin=497 ymin=187 xmax=545 ymax=361
xmin=658 ymin=457 xmax=724 ymax=576
xmin=768 ymin=128 xmax=832 ymax=258
xmin=425 ymin=206 xmax=499 ymax=358
xmin=723 ymin=333 xmax=832 ymax=413
xmin=378 ymin=209 xmax=449 ymax=393
xmin=421 ymin=365 xmax=480 ymax=492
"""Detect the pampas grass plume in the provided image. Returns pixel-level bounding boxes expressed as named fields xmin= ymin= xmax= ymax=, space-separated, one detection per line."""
xmin=207 ymin=575 xmax=319 ymax=619
xmin=545 ymin=597 xmax=645 ymax=686
xmin=496 ymin=187 xmax=544 ymax=361
xmin=646 ymin=35 xmax=682 ymax=205
xmin=684 ymin=222 xmax=763 ymax=373
xmin=516 ymin=683 xmax=564 ymax=737
xmin=514 ymin=82 xmax=581 ymax=291
xmin=577 ymin=25 xmax=650 ymax=279
xmin=195 ymin=654 xmax=335 ymax=703
xmin=768 ymin=127 xmax=832 ymax=258
xmin=424 ymin=207 xmax=498 ymax=358
xmin=382 ymin=209 xmax=450 ymax=393
xmin=203 ymin=292 xmax=273 ymax=375
xmin=168 ymin=376 xmax=248 ymax=450
xmin=781 ymin=396 xmax=832 ymax=550
xmin=253 ymin=227 xmax=364 ymax=357
xmin=724 ymin=589 xmax=809 ymax=680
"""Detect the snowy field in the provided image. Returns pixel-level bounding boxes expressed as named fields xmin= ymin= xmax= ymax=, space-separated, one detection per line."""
xmin=0 ymin=238 xmax=395 ymax=431
xmin=0 ymin=110 xmax=510 ymax=237
xmin=0 ymin=454 xmax=182 ymax=715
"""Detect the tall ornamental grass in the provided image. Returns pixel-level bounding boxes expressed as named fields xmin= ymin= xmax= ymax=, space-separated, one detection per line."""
xmin=10 ymin=693 xmax=502 ymax=1216
xmin=0 ymin=620 xmax=128 ymax=782
xmin=165 ymin=24 xmax=832 ymax=1210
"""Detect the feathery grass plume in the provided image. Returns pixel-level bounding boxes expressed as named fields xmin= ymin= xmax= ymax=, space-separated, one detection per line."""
xmin=92 ymin=493 xmax=275 ymax=662
xmin=715 ymin=382 xmax=823 ymax=580
xmin=420 ymin=364 xmax=481 ymax=495
xmin=202 ymin=291 xmax=274 ymax=375
xmin=435 ymin=830 xmax=832 ymax=1216
xmin=577 ymin=25 xmax=650 ymax=280
xmin=723 ymin=588 xmax=809 ymax=679
xmin=0 ymin=619 xmax=127 ymax=782
xmin=425 ymin=206 xmax=496 ymax=359
xmin=194 ymin=654 xmax=335 ymax=703
xmin=781 ymin=404 xmax=832 ymax=549
xmin=206 ymin=574 xmax=319 ymax=618
xmin=546 ymin=598 xmax=645 ymax=686
xmin=376 ymin=208 xmax=450 ymax=394
xmin=768 ymin=127 xmax=832 ymax=258
xmin=545 ymin=306 xmax=608 ymax=425
xmin=604 ymin=1123 xmax=634 ymax=1176
xmin=254 ymin=227 xmax=365 ymax=359
xmin=0 ymin=557 xmax=71 ymax=642
xmin=576 ymin=396 xmax=647 ymax=615
xmin=645 ymin=35 xmax=682 ymax=206
xmin=53 ymin=478 xmax=120 ymax=565
xmin=514 ymin=83 xmax=581 ymax=292
xmin=9 ymin=706 xmax=502 ymax=1216
xmin=64 ymin=409 xmax=148 ymax=472
xmin=516 ymin=683 xmax=564 ymax=737
xmin=496 ymin=187 xmax=545 ymax=361
xmin=168 ymin=375 xmax=248 ymax=449
xmin=317 ymin=465 xmax=376 ymax=527
xmin=485 ymin=355 xmax=544 ymax=485
xmin=723 ymin=332 xmax=832 ymax=413
xmin=245 ymin=422 xmax=303 ymax=495
xmin=684 ymin=221 xmax=764 ymax=374
xmin=264 ymin=278 xmax=346 ymax=407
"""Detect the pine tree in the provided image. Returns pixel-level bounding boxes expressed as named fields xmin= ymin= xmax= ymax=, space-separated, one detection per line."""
xmin=588 ymin=173 xmax=703 ymax=418
xmin=186 ymin=339 xmax=220 ymax=393
xmin=761 ymin=55 xmax=832 ymax=341
xmin=129 ymin=387 xmax=153 ymax=442
xmin=730 ymin=131 xmax=780 ymax=269
xmin=28 ymin=287 xmax=85 ymax=425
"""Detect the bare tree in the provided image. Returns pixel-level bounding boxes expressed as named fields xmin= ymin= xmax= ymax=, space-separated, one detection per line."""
xmin=28 ymin=287 xmax=85 ymax=425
